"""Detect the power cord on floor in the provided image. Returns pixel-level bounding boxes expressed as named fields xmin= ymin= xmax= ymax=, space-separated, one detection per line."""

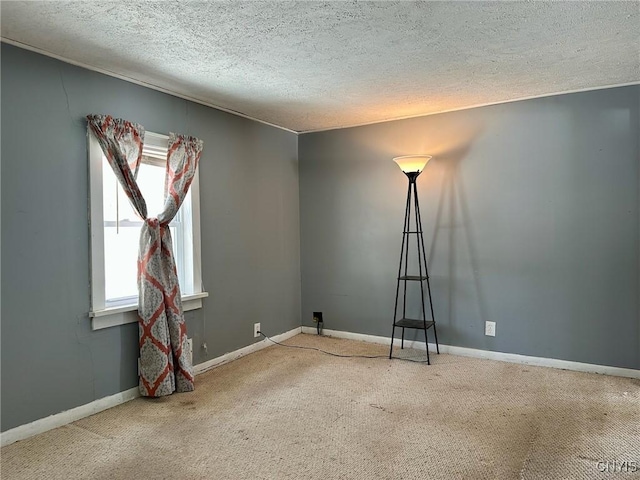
xmin=258 ymin=331 xmax=430 ymax=363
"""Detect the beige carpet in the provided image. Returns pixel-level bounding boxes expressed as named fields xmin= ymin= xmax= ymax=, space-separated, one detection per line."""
xmin=2 ymin=334 xmax=639 ymax=479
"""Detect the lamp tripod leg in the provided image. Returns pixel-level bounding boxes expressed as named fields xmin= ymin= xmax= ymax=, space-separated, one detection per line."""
xmin=389 ymin=324 xmax=395 ymax=359
xmin=391 ymin=181 xmax=412 ymax=360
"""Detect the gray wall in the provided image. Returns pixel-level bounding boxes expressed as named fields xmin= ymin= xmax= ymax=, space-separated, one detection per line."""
xmin=299 ymin=86 xmax=639 ymax=370
xmin=1 ymin=44 xmax=301 ymax=431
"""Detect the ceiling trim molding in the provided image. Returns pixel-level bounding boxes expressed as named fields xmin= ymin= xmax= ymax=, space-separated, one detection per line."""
xmin=299 ymin=80 xmax=640 ymax=134
xmin=0 ymin=38 xmax=299 ymax=135
xmin=3 ymin=38 xmax=638 ymax=135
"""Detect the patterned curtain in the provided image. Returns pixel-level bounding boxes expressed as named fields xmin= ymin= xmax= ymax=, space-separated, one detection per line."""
xmin=87 ymin=114 xmax=203 ymax=397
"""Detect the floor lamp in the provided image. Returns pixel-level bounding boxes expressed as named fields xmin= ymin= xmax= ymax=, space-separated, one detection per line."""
xmin=390 ymin=155 xmax=439 ymax=363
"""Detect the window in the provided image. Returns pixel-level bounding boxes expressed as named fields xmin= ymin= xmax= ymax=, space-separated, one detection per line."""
xmin=88 ymin=131 xmax=207 ymax=330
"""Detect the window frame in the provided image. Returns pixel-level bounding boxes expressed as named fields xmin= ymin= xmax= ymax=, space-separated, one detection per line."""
xmin=88 ymin=129 xmax=207 ymax=330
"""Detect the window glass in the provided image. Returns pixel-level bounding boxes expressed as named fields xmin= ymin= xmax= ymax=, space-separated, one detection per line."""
xmin=102 ymin=157 xmax=180 ymax=303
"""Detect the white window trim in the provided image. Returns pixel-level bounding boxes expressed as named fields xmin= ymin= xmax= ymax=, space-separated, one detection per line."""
xmin=88 ymin=129 xmax=207 ymax=330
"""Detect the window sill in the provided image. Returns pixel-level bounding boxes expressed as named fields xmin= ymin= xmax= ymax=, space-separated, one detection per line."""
xmin=90 ymin=292 xmax=209 ymax=330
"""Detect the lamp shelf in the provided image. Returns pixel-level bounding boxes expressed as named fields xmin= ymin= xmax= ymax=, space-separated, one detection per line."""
xmin=398 ymin=275 xmax=428 ymax=281
xmin=394 ymin=318 xmax=435 ymax=330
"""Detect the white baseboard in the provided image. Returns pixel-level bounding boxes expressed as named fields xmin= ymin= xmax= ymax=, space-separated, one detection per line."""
xmin=193 ymin=326 xmax=302 ymax=375
xmin=1 ymin=326 xmax=302 ymax=447
xmin=5 ymin=324 xmax=634 ymax=447
xmin=301 ymin=326 xmax=640 ymax=380
xmin=0 ymin=386 xmax=140 ymax=448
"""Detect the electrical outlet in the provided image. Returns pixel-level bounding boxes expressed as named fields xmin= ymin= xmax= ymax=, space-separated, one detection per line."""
xmin=254 ymin=323 xmax=261 ymax=338
xmin=313 ymin=312 xmax=323 ymax=323
xmin=485 ymin=321 xmax=496 ymax=337
xmin=186 ymin=338 xmax=193 ymax=364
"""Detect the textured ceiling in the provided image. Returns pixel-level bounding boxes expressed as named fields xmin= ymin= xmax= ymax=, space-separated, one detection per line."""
xmin=1 ymin=1 xmax=639 ymax=132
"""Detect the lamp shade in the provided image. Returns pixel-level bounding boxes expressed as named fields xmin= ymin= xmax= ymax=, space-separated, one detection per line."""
xmin=393 ymin=155 xmax=432 ymax=173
